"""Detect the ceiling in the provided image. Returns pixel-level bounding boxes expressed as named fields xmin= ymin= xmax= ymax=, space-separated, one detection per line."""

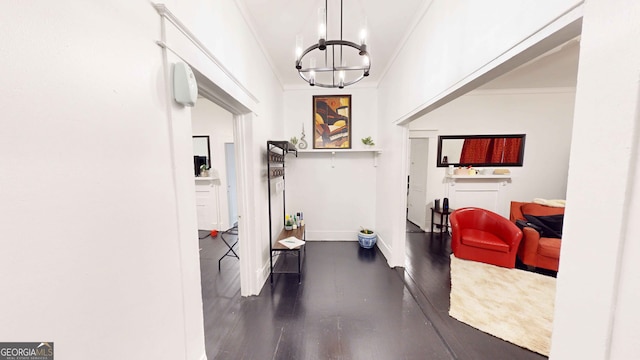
xmin=236 ymin=0 xmax=579 ymax=90
xmin=237 ymin=0 xmax=430 ymax=89
xmin=479 ymin=38 xmax=580 ymax=90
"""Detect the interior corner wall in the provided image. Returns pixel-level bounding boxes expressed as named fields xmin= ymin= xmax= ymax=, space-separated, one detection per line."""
xmin=191 ymin=97 xmax=235 ymax=230
xmin=410 ymin=89 xmax=575 ymax=223
xmin=283 ymin=88 xmax=378 ymax=241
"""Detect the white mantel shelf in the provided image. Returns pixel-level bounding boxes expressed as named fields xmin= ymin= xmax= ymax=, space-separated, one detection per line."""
xmin=296 ymin=148 xmax=382 ymax=167
xmin=297 ymin=148 xmax=382 ymax=153
xmin=446 ymin=174 xmax=511 ymax=179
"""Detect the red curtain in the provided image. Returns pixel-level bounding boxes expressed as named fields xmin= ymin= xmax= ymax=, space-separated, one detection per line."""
xmin=489 ymin=138 xmax=522 ymax=163
xmin=460 ymin=139 xmax=492 ymax=163
xmin=460 ymin=138 xmax=522 ymax=164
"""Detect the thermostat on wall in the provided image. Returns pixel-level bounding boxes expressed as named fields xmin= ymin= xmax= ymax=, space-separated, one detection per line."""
xmin=173 ymin=62 xmax=198 ymax=107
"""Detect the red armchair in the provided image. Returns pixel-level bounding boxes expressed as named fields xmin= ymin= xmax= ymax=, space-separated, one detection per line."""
xmin=450 ymin=207 xmax=523 ymax=268
xmin=510 ymin=201 xmax=564 ymax=271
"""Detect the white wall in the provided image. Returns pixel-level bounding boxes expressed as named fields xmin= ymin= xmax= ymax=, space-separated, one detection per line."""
xmin=283 ymin=88 xmax=378 ymax=240
xmin=379 ymin=0 xmax=582 ymax=123
xmin=551 ymin=0 xmax=640 ymax=358
xmin=0 ymin=2 xmax=200 ymax=359
xmin=192 ymin=97 xmax=235 ymax=231
xmin=0 ymin=1 xmax=286 ymax=359
xmin=410 ymin=89 xmax=575 ymax=225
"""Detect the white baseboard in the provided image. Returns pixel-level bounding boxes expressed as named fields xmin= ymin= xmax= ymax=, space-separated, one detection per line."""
xmin=375 ymin=233 xmax=392 ymax=265
xmin=257 ymin=257 xmax=271 ymax=287
xmin=306 ymin=231 xmax=359 ymax=241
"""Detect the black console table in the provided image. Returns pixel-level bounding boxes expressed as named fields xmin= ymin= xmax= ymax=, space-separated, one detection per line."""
xmin=430 ymin=207 xmax=454 ymax=235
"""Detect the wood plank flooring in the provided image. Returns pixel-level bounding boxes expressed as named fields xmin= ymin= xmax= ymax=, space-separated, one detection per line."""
xmin=199 ymin=226 xmax=548 ymax=359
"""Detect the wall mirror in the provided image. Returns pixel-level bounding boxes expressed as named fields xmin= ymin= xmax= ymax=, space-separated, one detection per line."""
xmin=437 ymin=134 xmax=526 ymax=167
xmin=192 ymin=135 xmax=211 ymax=176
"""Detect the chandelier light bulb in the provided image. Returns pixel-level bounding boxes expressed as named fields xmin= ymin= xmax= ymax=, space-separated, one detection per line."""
xmin=318 ymin=8 xmax=326 ymax=41
xmin=295 ymin=34 xmax=303 ymax=60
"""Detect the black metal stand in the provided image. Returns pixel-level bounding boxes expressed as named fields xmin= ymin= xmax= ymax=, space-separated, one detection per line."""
xmin=267 ymin=141 xmax=303 ymax=283
xmin=218 ymin=223 xmax=239 ymax=270
xmin=430 ymin=207 xmax=454 ymax=237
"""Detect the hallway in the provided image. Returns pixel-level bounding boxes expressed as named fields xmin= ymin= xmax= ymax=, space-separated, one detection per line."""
xmin=199 ymin=228 xmax=545 ymax=359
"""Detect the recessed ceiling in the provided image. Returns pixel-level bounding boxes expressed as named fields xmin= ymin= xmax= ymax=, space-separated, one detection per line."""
xmin=236 ymin=0 xmax=430 ymax=89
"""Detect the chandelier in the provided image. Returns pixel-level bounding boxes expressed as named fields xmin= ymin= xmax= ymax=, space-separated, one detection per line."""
xmin=295 ymin=0 xmax=371 ymax=88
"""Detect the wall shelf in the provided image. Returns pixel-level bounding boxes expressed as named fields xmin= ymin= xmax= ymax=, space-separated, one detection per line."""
xmin=446 ymin=174 xmax=511 ymax=179
xmin=446 ymin=173 xmax=511 ymax=188
xmin=297 ymin=148 xmax=382 ymax=153
xmin=296 ymin=148 xmax=382 ymax=167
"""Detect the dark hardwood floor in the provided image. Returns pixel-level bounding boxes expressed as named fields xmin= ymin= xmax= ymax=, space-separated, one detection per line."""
xmin=199 ymin=226 xmax=547 ymax=359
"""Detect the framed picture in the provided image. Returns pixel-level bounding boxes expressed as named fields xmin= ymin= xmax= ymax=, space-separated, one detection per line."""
xmin=313 ymin=95 xmax=352 ymax=149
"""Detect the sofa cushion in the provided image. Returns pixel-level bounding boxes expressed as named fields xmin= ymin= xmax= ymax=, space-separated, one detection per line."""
xmin=538 ymin=237 xmax=561 ymax=258
xmin=460 ymin=229 xmax=509 ymax=253
xmin=524 ymin=214 xmax=563 ymax=239
xmin=521 ymin=203 xmax=564 ymax=217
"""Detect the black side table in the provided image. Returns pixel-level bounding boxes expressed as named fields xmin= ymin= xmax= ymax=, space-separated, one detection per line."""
xmin=430 ymin=207 xmax=454 ymax=235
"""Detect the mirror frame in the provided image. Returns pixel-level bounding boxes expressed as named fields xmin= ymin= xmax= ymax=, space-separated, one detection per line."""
xmin=192 ymin=135 xmax=211 ymax=168
xmin=436 ymin=134 xmax=526 ymax=167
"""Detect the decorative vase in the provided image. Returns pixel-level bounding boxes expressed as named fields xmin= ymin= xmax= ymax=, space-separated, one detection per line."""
xmin=358 ymin=231 xmax=377 ymax=249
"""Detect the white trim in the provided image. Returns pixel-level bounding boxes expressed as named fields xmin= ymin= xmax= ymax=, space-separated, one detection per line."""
xmin=305 ymin=231 xmax=359 ymax=241
xmin=470 ymin=87 xmax=576 ymax=95
xmin=153 ymin=3 xmax=260 ymax=105
xmin=199 ymin=353 xmax=208 ymax=360
xmin=233 ymin=113 xmax=260 ymax=297
xmin=282 ymin=82 xmax=380 ymax=91
xmin=375 ymin=233 xmax=393 ymax=267
xmin=447 ymin=174 xmax=511 ymax=179
xmin=297 ymin=149 xmax=382 ymax=153
xmin=392 ymin=125 xmax=410 ymax=268
xmin=257 ymin=257 xmax=271 ymax=290
xmin=408 ymin=129 xmax=438 ymax=139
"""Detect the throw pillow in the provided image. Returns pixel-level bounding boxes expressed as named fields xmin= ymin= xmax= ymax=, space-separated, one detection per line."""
xmin=523 ymin=214 xmax=563 ymax=239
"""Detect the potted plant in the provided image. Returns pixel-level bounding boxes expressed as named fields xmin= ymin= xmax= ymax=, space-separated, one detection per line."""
xmin=358 ymin=227 xmax=377 ymax=249
xmin=284 ymin=215 xmax=293 ymax=231
xmin=199 ymin=164 xmax=209 ymax=177
xmin=361 ymin=136 xmax=375 ymax=146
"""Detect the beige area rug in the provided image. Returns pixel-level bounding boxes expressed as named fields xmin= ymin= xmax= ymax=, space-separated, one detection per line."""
xmin=449 ymin=255 xmax=557 ymax=356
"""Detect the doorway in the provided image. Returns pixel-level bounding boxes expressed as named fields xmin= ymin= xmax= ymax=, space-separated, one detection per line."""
xmin=407 ymin=138 xmax=429 ymax=230
xmin=225 ymin=142 xmax=238 ymax=226
xmin=191 ymin=97 xmax=237 ymax=232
